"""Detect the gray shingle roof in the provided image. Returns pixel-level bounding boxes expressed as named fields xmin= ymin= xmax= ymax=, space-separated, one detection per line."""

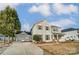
xmin=62 ymin=28 xmax=79 ymax=32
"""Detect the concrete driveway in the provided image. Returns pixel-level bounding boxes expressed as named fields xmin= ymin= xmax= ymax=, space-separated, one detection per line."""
xmin=1 ymin=42 xmax=43 ymax=55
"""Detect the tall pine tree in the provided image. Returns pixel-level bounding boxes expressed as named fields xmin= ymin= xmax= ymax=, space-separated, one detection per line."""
xmin=0 ymin=6 xmax=21 ymax=42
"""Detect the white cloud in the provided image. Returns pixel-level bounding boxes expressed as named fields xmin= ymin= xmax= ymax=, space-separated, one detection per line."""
xmin=0 ymin=3 xmax=20 ymax=10
xmin=52 ymin=3 xmax=78 ymax=15
xmin=28 ymin=5 xmax=38 ymax=13
xmin=21 ymin=23 xmax=30 ymax=32
xmin=50 ymin=19 xmax=76 ymax=28
xmin=28 ymin=4 xmax=51 ymax=16
xmin=28 ymin=3 xmax=78 ymax=16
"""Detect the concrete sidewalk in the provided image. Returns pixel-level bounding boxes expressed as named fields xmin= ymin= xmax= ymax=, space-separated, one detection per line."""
xmin=1 ymin=42 xmax=43 ymax=55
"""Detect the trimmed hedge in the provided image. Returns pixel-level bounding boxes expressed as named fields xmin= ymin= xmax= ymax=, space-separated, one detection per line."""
xmin=33 ymin=35 xmax=41 ymax=42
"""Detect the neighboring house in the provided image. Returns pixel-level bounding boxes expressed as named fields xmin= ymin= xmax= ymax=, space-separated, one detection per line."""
xmin=0 ymin=34 xmax=5 ymax=41
xmin=16 ymin=31 xmax=32 ymax=42
xmin=0 ymin=34 xmax=13 ymax=42
xmin=60 ymin=28 xmax=79 ymax=41
xmin=31 ymin=20 xmax=63 ymax=42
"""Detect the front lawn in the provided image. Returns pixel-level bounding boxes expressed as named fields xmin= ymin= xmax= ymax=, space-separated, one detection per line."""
xmin=37 ymin=42 xmax=79 ymax=55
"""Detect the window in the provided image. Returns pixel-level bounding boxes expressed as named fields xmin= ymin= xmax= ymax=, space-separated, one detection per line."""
xmin=46 ymin=35 xmax=50 ymax=40
xmin=78 ymin=35 xmax=79 ymax=38
xmin=67 ymin=37 xmax=69 ymax=39
xmin=46 ymin=26 xmax=49 ymax=30
xmin=38 ymin=35 xmax=42 ymax=40
xmin=38 ymin=25 xmax=42 ymax=30
xmin=71 ymin=36 xmax=73 ymax=38
xmin=77 ymin=31 xmax=79 ymax=33
xmin=53 ymin=28 xmax=58 ymax=31
xmin=74 ymin=36 xmax=75 ymax=38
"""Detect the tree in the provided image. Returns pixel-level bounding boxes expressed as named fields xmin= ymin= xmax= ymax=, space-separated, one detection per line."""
xmin=0 ymin=10 xmax=7 ymax=43
xmin=0 ymin=6 xmax=21 ymax=43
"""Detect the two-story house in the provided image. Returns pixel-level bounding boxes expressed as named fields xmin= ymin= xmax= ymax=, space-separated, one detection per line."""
xmin=31 ymin=20 xmax=63 ymax=42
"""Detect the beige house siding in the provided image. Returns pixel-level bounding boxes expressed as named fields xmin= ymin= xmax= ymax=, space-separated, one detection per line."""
xmin=32 ymin=20 xmax=52 ymax=42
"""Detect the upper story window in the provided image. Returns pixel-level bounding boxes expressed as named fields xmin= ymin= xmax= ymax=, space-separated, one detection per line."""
xmin=53 ymin=28 xmax=58 ymax=31
xmin=38 ymin=25 xmax=42 ymax=30
xmin=46 ymin=26 xmax=49 ymax=30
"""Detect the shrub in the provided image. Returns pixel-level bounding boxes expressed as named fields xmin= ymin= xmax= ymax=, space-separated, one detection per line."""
xmin=33 ymin=35 xmax=41 ymax=42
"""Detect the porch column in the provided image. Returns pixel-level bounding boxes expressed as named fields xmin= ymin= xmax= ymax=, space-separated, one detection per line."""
xmin=53 ymin=34 xmax=54 ymax=39
xmin=57 ymin=34 xmax=58 ymax=40
xmin=56 ymin=34 xmax=59 ymax=44
xmin=52 ymin=34 xmax=54 ymax=42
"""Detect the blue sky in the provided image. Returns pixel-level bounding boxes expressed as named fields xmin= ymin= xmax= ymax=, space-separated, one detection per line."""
xmin=0 ymin=3 xmax=79 ymax=31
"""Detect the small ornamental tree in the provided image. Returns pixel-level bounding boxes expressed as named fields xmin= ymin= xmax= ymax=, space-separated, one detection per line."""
xmin=33 ymin=35 xmax=41 ymax=43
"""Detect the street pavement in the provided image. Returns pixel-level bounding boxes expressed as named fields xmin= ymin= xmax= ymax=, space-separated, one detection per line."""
xmin=1 ymin=42 xmax=43 ymax=55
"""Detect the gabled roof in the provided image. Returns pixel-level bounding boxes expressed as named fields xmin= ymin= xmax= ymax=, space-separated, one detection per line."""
xmin=30 ymin=19 xmax=47 ymax=33
xmin=62 ymin=28 xmax=79 ymax=32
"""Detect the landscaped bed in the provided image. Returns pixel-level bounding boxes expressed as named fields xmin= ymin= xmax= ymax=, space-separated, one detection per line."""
xmin=37 ymin=42 xmax=79 ymax=55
